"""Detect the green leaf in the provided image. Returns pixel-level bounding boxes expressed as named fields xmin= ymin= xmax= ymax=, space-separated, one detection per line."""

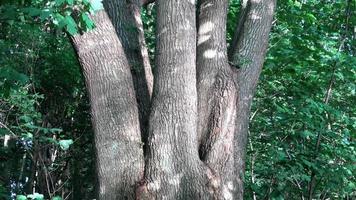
xmin=19 ymin=14 xmax=25 ymax=22
xmin=40 ymin=9 xmax=52 ymax=21
xmin=54 ymin=13 xmax=65 ymax=28
xmin=294 ymin=1 xmax=302 ymax=8
xmin=55 ymin=0 xmax=66 ymax=5
xmin=64 ymin=16 xmax=78 ymax=35
xmin=23 ymin=132 xmax=33 ymax=139
xmin=16 ymin=195 xmax=27 ymax=200
xmin=27 ymin=193 xmax=44 ymax=200
xmin=90 ymin=0 xmax=104 ymax=12
xmin=300 ymin=174 xmax=311 ymax=181
xmin=306 ymin=13 xmax=317 ymax=23
xmin=19 ymin=115 xmax=32 ymax=123
xmin=50 ymin=128 xmax=63 ymax=133
xmin=51 ymin=196 xmax=62 ymax=200
xmin=66 ymin=0 xmax=74 ymax=5
xmin=23 ymin=8 xmax=41 ymax=17
xmin=59 ymin=139 xmax=73 ymax=150
xmin=0 ymin=128 xmax=10 ymax=136
xmin=277 ymin=150 xmax=286 ymax=161
xmin=81 ymin=12 xmax=95 ymax=30
xmin=301 ymin=130 xmax=313 ymax=139
xmin=0 ymin=67 xmax=29 ymax=84
xmin=302 ymin=159 xmax=316 ymax=169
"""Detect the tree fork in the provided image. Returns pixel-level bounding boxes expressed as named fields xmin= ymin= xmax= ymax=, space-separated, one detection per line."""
xmin=70 ymin=0 xmax=276 ymax=199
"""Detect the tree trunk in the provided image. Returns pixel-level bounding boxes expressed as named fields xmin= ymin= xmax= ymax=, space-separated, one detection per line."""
xmin=138 ymin=0 xmax=213 ymax=199
xmin=104 ymin=0 xmax=153 ymax=143
xmin=229 ymin=0 xmax=276 ymax=199
xmin=71 ymin=10 xmax=144 ymax=199
xmin=197 ymin=0 xmax=238 ymax=198
xmin=70 ymin=0 xmax=276 ymax=198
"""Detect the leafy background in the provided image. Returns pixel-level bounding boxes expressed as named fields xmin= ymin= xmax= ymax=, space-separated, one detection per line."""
xmin=0 ymin=0 xmax=355 ymax=199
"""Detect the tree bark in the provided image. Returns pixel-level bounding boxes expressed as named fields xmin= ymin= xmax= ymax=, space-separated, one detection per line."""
xmin=71 ymin=10 xmax=144 ymax=199
xmin=229 ymin=0 xmax=276 ymax=199
xmin=137 ymin=0 xmax=217 ymax=199
xmin=103 ymin=0 xmax=153 ymax=143
xmin=197 ymin=0 xmax=238 ymax=198
xmin=70 ymin=0 xmax=276 ymax=198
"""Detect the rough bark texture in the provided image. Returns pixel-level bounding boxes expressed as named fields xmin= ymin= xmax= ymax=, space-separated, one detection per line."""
xmin=138 ymin=0 xmax=215 ymax=199
xmin=71 ymin=11 xmax=144 ymax=199
xmin=197 ymin=0 xmax=238 ymax=199
xmin=70 ymin=0 xmax=276 ymax=199
xmin=104 ymin=0 xmax=153 ymax=142
xmin=229 ymin=0 xmax=276 ymax=199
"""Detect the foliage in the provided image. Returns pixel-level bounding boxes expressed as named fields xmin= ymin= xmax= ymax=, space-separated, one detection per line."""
xmin=0 ymin=0 xmax=103 ymax=35
xmin=244 ymin=0 xmax=356 ymax=199
xmin=141 ymin=3 xmax=156 ymax=65
xmin=0 ymin=21 xmax=94 ymax=199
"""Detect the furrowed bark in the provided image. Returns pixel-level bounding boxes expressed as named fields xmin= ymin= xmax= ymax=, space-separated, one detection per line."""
xmin=197 ymin=0 xmax=238 ymax=198
xmin=104 ymin=0 xmax=153 ymax=141
xmin=139 ymin=0 xmax=213 ymax=199
xmin=228 ymin=0 xmax=251 ymax=60
xmin=71 ymin=10 xmax=144 ymax=199
xmin=229 ymin=0 xmax=276 ymax=199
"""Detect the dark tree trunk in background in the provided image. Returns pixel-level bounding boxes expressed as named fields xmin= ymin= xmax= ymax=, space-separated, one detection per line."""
xmin=71 ymin=0 xmax=276 ymax=199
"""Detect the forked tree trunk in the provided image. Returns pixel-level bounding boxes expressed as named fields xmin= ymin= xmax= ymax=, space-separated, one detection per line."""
xmin=71 ymin=0 xmax=276 ymax=199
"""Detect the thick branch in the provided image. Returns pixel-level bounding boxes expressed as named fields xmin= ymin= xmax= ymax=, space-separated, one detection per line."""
xmin=228 ymin=0 xmax=251 ymax=60
xmin=71 ymin=10 xmax=144 ymax=199
xmin=196 ymin=0 xmax=238 ymax=197
xmin=197 ymin=0 xmax=233 ymax=143
xmin=104 ymin=0 xmax=153 ymax=145
xmin=229 ymin=0 xmax=276 ymax=198
xmin=140 ymin=0 xmax=212 ymax=198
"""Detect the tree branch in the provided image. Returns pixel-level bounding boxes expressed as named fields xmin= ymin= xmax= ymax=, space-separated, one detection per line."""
xmin=229 ymin=0 xmax=276 ymax=198
xmin=104 ymin=0 xmax=154 ymax=151
xmin=228 ymin=0 xmax=251 ymax=61
xmin=196 ymin=0 xmax=238 ymax=196
xmin=71 ymin=10 xmax=144 ymax=199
